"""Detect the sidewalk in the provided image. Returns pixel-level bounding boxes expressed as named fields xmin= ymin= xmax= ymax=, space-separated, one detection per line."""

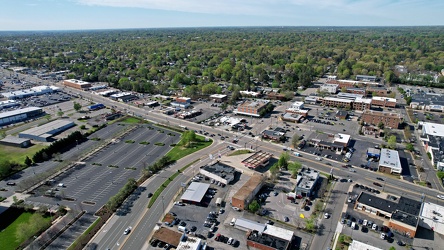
xmin=0 ymin=193 xmax=30 ymax=214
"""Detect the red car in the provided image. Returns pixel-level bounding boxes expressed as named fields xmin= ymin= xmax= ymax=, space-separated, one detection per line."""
xmin=215 ymin=233 xmax=221 ymax=241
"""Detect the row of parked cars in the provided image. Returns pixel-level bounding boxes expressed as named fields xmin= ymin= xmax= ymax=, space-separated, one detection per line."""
xmin=354 ymin=183 xmax=380 ymax=194
xmin=215 ymin=233 xmax=239 ymax=246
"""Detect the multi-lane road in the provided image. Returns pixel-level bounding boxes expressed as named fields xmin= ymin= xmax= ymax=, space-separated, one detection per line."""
xmin=51 ymin=83 xmax=444 ymax=249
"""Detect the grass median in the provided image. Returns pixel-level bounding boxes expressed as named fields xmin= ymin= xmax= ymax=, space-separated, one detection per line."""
xmin=166 ymin=135 xmax=212 ymax=161
xmin=148 ymin=159 xmax=200 ymax=208
xmin=67 ymin=217 xmax=101 ymax=250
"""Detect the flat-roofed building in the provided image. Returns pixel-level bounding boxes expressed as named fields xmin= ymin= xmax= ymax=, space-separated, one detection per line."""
xmin=290 ymin=101 xmax=304 ymax=110
xmin=367 ymin=86 xmax=388 ymax=96
xmin=234 ymin=100 xmax=269 ymax=117
xmin=199 ymin=161 xmax=236 ymax=185
xmin=0 ymin=107 xmax=44 ymax=126
xmin=241 ymin=151 xmax=273 ymax=169
xmin=378 ymin=148 xmax=402 ymax=174
xmin=63 ymin=79 xmax=91 ymax=90
xmin=345 ymin=87 xmax=366 ymax=95
xmin=371 ymin=96 xmax=396 ymax=108
xmin=1 ymin=85 xmax=60 ymax=100
xmin=352 ymin=97 xmax=372 ymax=110
xmin=321 ymin=97 xmax=353 ymax=109
xmin=335 ymin=110 xmax=348 ymax=120
xmin=209 ymin=94 xmax=227 ymax=103
xmin=356 ymin=75 xmax=377 ymax=82
xmin=367 ymin=148 xmax=381 ymax=158
xmin=419 ymin=202 xmax=444 ymax=235
xmin=151 ymin=227 xmax=182 ymax=248
xmin=180 ymin=182 xmax=210 ymax=205
xmin=176 ymin=235 xmax=202 ymax=250
xmin=247 ymin=224 xmax=296 ymax=250
xmin=19 ymin=119 xmax=75 ymax=142
xmin=295 ymin=167 xmax=319 ymax=197
xmin=388 ymin=196 xmax=422 ymax=238
xmin=320 ymin=83 xmax=338 ymax=94
xmin=361 ymin=110 xmax=402 ymax=129
xmin=0 ymin=100 xmax=19 ymax=109
xmin=0 ymin=136 xmax=31 ymax=148
xmin=349 ymin=240 xmax=383 ymax=250
xmin=234 ymin=218 xmax=266 ymax=232
xmin=282 ymin=113 xmax=304 ymax=123
xmin=240 ymin=91 xmax=261 ymax=97
xmin=304 ymin=96 xmax=317 ymax=104
xmin=232 ymin=174 xmax=265 ymax=210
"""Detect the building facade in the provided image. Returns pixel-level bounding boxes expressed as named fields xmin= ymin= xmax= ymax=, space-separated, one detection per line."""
xmin=234 ymin=100 xmax=269 ymax=117
xmin=231 ymin=174 xmax=265 ymax=210
xmin=63 ymin=79 xmax=91 ymax=90
xmin=361 ymin=110 xmax=402 ymax=129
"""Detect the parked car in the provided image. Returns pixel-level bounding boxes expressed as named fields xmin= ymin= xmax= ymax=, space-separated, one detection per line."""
xmin=373 ymin=182 xmax=382 ymax=187
xmin=147 ymin=192 xmax=153 ymax=198
xmin=6 ymin=182 xmax=16 ymax=186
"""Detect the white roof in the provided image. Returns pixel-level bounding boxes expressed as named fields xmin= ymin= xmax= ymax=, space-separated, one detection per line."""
xmin=0 ymin=107 xmax=42 ymax=119
xmin=64 ymin=79 xmax=90 ymax=86
xmin=2 ymin=85 xmax=59 ymax=98
xmin=19 ymin=120 xmax=75 ymax=137
xmin=234 ymin=218 xmax=266 ymax=232
xmin=421 ymin=202 xmax=444 ymax=224
xmin=354 ymin=97 xmax=372 ymax=104
xmin=210 ymin=94 xmax=227 ymax=98
xmin=349 ymin=240 xmax=383 ymax=250
xmin=379 ymin=148 xmax=402 ymax=173
xmin=323 ymin=97 xmax=353 ymax=103
xmin=372 ymin=96 xmax=396 ymax=102
xmin=334 ymin=133 xmax=351 ymax=144
xmin=240 ymin=91 xmax=260 ymax=96
xmin=263 ymin=225 xmax=293 ymax=241
xmin=180 ymin=182 xmax=210 ymax=202
xmin=176 ymin=236 xmax=202 ymax=250
xmin=422 ymin=122 xmax=444 ymax=138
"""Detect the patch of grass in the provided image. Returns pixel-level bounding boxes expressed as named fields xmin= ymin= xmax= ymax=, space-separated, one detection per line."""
xmin=120 ymin=117 xmax=143 ymax=124
xmin=92 ymin=163 xmax=102 ymax=166
xmin=154 ymin=142 xmax=165 ymax=146
xmin=228 ymin=149 xmax=252 ymax=156
xmin=139 ymin=141 xmax=150 ymax=145
xmin=0 ymin=144 xmax=46 ymax=165
xmin=167 ymin=133 xmax=176 ymax=136
xmin=158 ymin=130 xmax=165 ymax=133
xmin=125 ymin=167 xmax=137 ymax=170
xmin=67 ymin=217 xmax=101 ymax=250
xmin=166 ymin=135 xmax=212 ymax=162
xmin=125 ymin=140 xmax=135 ymax=144
xmin=108 ymin=165 xmax=119 ymax=168
xmin=0 ymin=212 xmax=51 ymax=250
xmin=90 ymin=137 xmax=101 ymax=141
xmin=0 ymin=196 xmax=6 ymax=202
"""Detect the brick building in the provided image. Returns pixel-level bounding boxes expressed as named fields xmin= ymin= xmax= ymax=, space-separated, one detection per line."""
xmin=371 ymin=97 xmax=396 ymax=108
xmin=63 ymin=79 xmax=91 ymax=90
xmin=234 ymin=100 xmax=269 ymax=117
xmin=361 ymin=110 xmax=402 ymax=128
xmin=367 ymin=86 xmax=389 ymax=96
xmin=231 ymin=174 xmax=265 ymax=210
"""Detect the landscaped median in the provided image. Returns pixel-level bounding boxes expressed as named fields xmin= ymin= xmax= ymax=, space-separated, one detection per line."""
xmin=67 ymin=217 xmax=101 ymax=250
xmin=148 ymin=158 xmax=200 ymax=208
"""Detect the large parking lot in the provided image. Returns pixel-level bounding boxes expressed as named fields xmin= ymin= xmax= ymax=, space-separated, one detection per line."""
xmin=28 ymin=124 xmax=181 ymax=211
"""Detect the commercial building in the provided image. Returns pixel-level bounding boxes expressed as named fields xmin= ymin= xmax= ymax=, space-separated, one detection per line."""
xmin=234 ymin=218 xmax=266 ymax=232
xmin=355 ymin=192 xmax=422 ymax=238
xmin=282 ymin=113 xmax=304 ymax=123
xmin=349 ymin=240 xmax=382 ymax=250
xmin=322 ymin=97 xmax=353 ymax=109
xmin=361 ymin=110 xmax=402 ymax=129
xmin=0 ymin=100 xmax=19 ymax=110
xmin=304 ymin=96 xmax=317 ymax=104
xmin=231 ymin=174 xmax=265 ymax=210
xmin=419 ymin=122 xmax=444 ymax=167
xmin=180 ymin=182 xmax=210 ymax=205
xmin=295 ymin=167 xmax=319 ymax=197
xmin=175 ymin=97 xmax=191 ymax=104
xmin=63 ymin=79 xmax=91 ymax=90
xmin=0 ymin=136 xmax=31 ymax=148
xmin=366 ymin=148 xmax=381 ymax=158
xmin=241 ymin=151 xmax=273 ymax=170
xmin=345 ymin=87 xmax=366 ymax=95
xmin=290 ymin=101 xmax=304 ymax=110
xmin=352 ymin=97 xmax=372 ymax=110
xmin=309 ymin=133 xmax=350 ymax=153
xmin=176 ymin=235 xmax=202 ymax=250
xmin=19 ymin=119 xmax=75 ymax=142
xmin=234 ymin=100 xmax=270 ymax=117
xmin=410 ymin=92 xmax=444 ymax=112
xmin=0 ymin=107 xmax=44 ymax=126
xmin=262 ymin=127 xmax=286 ymax=142
xmin=371 ymin=96 xmax=396 ymax=108
xmin=335 ymin=110 xmax=348 ymax=120
xmin=321 ymin=93 xmax=371 ymax=111
xmin=378 ymin=148 xmax=402 ymax=174
xmin=109 ymin=92 xmax=138 ymax=102
xmin=356 ymin=75 xmax=377 ymax=82
xmin=419 ymin=202 xmax=444 ymax=235
xmin=151 ymin=227 xmax=182 ymax=248
xmin=320 ymin=83 xmax=339 ymax=94
xmin=199 ymin=161 xmax=236 ymax=185
xmin=209 ymin=94 xmax=227 ymax=103
xmin=1 ymin=85 xmax=60 ymax=100
xmin=246 ymin=224 xmax=296 ymax=250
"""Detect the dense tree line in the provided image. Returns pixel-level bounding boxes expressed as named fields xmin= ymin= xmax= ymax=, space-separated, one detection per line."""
xmin=1 ymin=27 xmax=443 ymax=95
xmin=32 ymin=131 xmax=84 ymax=163
xmin=105 ymin=178 xmax=137 ymax=212
xmin=142 ymin=155 xmax=174 ymax=177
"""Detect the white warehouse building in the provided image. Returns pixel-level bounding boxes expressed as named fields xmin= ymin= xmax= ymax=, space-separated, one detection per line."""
xmin=1 ymin=85 xmax=60 ymax=100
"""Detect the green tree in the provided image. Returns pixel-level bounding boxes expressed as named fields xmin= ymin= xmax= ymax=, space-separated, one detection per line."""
xmin=269 ymin=163 xmax=280 ymax=182
xmin=406 ymin=143 xmax=414 ymax=152
xmin=389 ymin=247 xmax=396 ymax=250
xmin=181 ymin=130 xmax=197 ymax=148
xmin=291 ymin=134 xmax=300 ymax=149
xmin=278 ymin=152 xmax=290 ymax=170
xmin=57 ymin=111 xmax=64 ymax=117
xmin=289 ymin=161 xmax=302 ymax=178
xmin=388 ymin=135 xmax=397 ymax=149
xmin=24 ymin=156 xmax=33 ymax=166
xmin=0 ymin=130 xmax=6 ymax=139
xmin=73 ymin=102 xmax=82 ymax=112
xmin=220 ymin=103 xmax=228 ymax=112
xmin=377 ymin=121 xmax=385 ymax=129
xmin=248 ymin=200 xmax=261 ymax=213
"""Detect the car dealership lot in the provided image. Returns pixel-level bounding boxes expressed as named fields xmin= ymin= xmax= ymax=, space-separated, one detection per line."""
xmin=28 ymin=124 xmax=180 ymax=211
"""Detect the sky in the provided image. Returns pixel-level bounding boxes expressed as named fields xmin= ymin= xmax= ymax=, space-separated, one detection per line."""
xmin=1 ymin=0 xmax=443 ymax=31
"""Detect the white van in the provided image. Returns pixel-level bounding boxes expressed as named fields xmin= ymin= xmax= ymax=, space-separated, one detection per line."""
xmin=230 ymin=218 xmax=236 ymax=226
xmin=178 ymin=226 xmax=187 ymax=232
xmin=351 ymin=222 xmax=356 ymax=229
